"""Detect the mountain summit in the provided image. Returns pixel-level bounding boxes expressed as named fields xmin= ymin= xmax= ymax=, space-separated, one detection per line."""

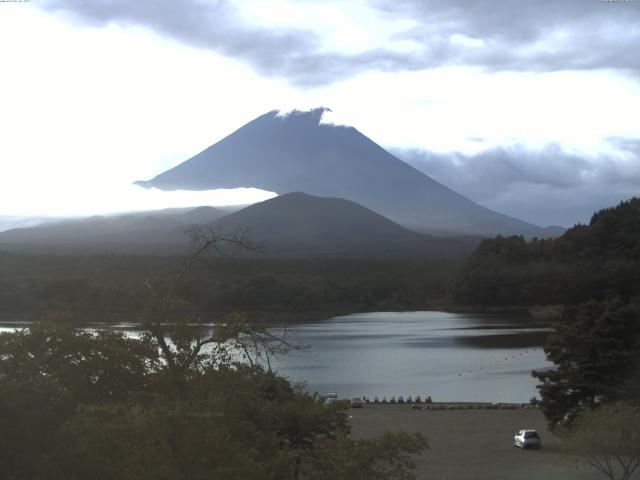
xmin=136 ymin=108 xmax=557 ymax=237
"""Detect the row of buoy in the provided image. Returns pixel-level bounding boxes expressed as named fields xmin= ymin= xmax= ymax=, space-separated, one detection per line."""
xmin=456 ymin=348 xmax=540 ymax=377
xmin=360 ymin=395 xmax=432 ymax=404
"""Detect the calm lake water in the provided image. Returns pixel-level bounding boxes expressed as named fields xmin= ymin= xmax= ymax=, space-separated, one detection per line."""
xmin=270 ymin=311 xmax=552 ymax=403
xmin=0 ymin=311 xmax=552 ymax=403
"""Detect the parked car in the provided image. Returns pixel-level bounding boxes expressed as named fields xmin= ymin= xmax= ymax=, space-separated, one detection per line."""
xmin=513 ymin=429 xmax=541 ymax=449
xmin=323 ymin=391 xmax=338 ymax=406
xmin=350 ymin=397 xmax=363 ymax=408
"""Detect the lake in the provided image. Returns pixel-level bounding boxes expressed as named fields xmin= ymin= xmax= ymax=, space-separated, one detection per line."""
xmin=270 ymin=311 xmax=552 ymax=403
xmin=0 ymin=311 xmax=552 ymax=403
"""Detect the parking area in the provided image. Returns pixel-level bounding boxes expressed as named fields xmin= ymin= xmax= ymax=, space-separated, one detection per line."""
xmin=349 ymin=405 xmax=601 ymax=480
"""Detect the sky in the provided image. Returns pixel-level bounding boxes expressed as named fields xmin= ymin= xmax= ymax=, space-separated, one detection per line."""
xmin=0 ymin=0 xmax=639 ymax=227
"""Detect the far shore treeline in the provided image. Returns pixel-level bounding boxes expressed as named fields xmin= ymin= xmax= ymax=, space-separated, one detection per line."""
xmin=1 ymin=198 xmax=639 ymax=322
xmin=0 ymin=256 xmax=459 ymax=322
xmin=453 ymin=197 xmax=640 ymax=307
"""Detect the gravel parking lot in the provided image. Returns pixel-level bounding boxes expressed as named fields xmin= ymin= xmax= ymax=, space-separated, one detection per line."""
xmin=349 ymin=405 xmax=601 ymax=480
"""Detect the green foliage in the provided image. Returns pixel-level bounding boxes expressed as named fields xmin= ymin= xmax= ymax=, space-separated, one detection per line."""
xmin=0 ymin=228 xmax=433 ymax=478
xmin=0 ymin=255 xmax=459 ymax=321
xmin=299 ymin=432 xmax=427 ymax=480
xmin=0 ymin=315 xmax=156 ymax=402
xmin=533 ymin=300 xmax=640 ymax=427
xmin=0 ymin=314 xmax=427 ymax=479
xmin=1 ymin=232 xmax=432 ymax=480
xmin=0 ymin=316 xmax=156 ymax=478
xmin=454 ymin=197 xmax=640 ymax=306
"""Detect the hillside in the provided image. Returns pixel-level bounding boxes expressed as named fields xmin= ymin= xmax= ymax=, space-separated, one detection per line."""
xmin=0 ymin=206 xmax=226 ymax=255
xmin=135 ymin=108 xmax=558 ymax=237
xmin=0 ymin=194 xmax=480 ymax=258
xmin=212 ymin=192 xmax=416 ymax=253
xmin=208 ymin=192 xmax=480 ymax=258
xmin=453 ymin=197 xmax=640 ymax=306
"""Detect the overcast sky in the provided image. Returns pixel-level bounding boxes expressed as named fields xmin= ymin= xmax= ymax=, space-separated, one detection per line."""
xmin=1 ymin=0 xmax=639 ymax=227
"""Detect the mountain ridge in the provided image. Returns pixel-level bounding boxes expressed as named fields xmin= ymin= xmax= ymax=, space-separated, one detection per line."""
xmin=0 ymin=206 xmax=226 ymax=255
xmin=0 ymin=193 xmax=480 ymax=258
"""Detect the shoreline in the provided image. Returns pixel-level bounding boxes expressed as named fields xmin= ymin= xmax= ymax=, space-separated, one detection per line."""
xmin=351 ymin=401 xmax=538 ymax=408
xmin=0 ymin=305 xmax=544 ymax=325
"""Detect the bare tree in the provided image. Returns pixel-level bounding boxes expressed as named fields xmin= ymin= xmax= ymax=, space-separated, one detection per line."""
xmin=130 ymin=225 xmax=295 ymax=377
xmin=561 ymin=404 xmax=640 ymax=480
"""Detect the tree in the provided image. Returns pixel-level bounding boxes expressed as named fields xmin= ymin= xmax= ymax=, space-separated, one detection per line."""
xmin=133 ymin=226 xmax=262 ymax=374
xmin=0 ymin=315 xmax=155 ymax=478
xmin=453 ymin=197 xmax=640 ymax=307
xmin=561 ymin=404 xmax=640 ymax=480
xmin=0 ymin=226 xmax=428 ymax=479
xmin=299 ymin=432 xmax=427 ymax=480
xmin=533 ymin=300 xmax=640 ymax=427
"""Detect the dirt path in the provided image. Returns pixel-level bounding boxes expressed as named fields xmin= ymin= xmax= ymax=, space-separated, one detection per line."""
xmin=349 ymin=405 xmax=601 ymax=480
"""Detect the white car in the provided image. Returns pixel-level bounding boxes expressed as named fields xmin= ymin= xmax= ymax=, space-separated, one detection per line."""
xmin=324 ymin=391 xmax=338 ymax=406
xmin=514 ymin=429 xmax=541 ymax=449
xmin=350 ymin=397 xmax=363 ymax=408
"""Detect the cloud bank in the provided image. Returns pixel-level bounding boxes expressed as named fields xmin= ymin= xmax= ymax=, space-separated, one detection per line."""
xmin=394 ymin=139 xmax=640 ymax=227
xmin=39 ymin=0 xmax=640 ymax=86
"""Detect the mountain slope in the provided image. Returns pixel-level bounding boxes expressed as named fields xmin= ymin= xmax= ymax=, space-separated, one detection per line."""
xmin=213 ymin=192 xmax=421 ymax=252
xmin=0 ymin=206 xmax=226 ymax=254
xmin=0 ymin=194 xmax=479 ymax=258
xmin=207 ymin=192 xmax=479 ymax=258
xmin=136 ymin=108 xmax=556 ymax=237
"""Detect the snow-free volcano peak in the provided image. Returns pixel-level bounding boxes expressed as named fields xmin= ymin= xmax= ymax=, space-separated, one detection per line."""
xmin=135 ymin=108 xmax=559 ymax=237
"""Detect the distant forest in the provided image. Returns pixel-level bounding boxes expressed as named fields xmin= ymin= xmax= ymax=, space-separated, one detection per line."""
xmin=453 ymin=197 xmax=640 ymax=307
xmin=0 ymin=255 xmax=459 ymax=322
xmin=2 ymin=198 xmax=639 ymax=323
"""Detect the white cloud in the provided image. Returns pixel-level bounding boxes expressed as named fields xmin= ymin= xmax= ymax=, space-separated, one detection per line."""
xmin=0 ymin=6 xmax=294 ymax=216
xmin=0 ymin=184 xmax=276 ymax=217
xmin=0 ymin=2 xmax=638 ymax=226
xmin=238 ymin=0 xmax=418 ymax=55
xmin=318 ymin=68 xmax=640 ymax=155
xmin=449 ymin=34 xmax=485 ymax=48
